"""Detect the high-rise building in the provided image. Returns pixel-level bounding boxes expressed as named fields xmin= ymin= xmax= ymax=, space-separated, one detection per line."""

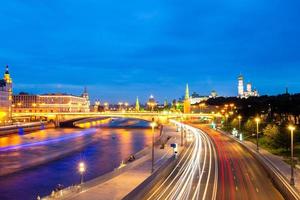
xmin=0 ymin=65 xmax=13 ymax=125
xmin=183 ymin=84 xmax=191 ymax=113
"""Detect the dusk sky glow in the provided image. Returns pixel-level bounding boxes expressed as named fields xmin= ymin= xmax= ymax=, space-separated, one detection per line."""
xmin=1 ymin=0 xmax=300 ymax=103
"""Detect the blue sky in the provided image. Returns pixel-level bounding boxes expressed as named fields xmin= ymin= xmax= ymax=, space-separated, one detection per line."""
xmin=0 ymin=0 xmax=300 ymax=103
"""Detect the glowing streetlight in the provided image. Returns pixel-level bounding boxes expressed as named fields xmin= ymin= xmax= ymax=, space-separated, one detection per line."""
xmin=230 ymin=103 xmax=235 ymax=111
xmin=255 ymin=117 xmax=261 ymax=152
xmin=150 ymin=121 xmax=157 ymax=173
xmin=180 ymin=115 xmax=184 ymax=146
xmin=238 ymin=115 xmax=242 ymax=132
xmin=78 ymin=162 xmax=86 ymax=184
xmin=288 ymin=125 xmax=296 ymax=186
xmin=225 ymin=114 xmax=229 ymax=129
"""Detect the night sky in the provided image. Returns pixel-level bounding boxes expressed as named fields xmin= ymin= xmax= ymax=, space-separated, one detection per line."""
xmin=0 ymin=0 xmax=300 ymax=103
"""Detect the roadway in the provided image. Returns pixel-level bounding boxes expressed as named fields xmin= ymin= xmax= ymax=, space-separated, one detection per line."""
xmin=143 ymin=121 xmax=218 ymax=200
xmin=196 ymin=125 xmax=284 ymax=200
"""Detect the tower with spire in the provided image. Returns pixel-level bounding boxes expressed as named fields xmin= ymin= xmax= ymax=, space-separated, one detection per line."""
xmin=82 ymin=87 xmax=90 ymax=112
xmin=238 ymin=74 xmax=244 ymax=97
xmin=183 ymin=84 xmax=191 ymax=114
xmin=0 ymin=65 xmax=13 ymax=124
xmin=135 ymin=97 xmax=140 ymax=112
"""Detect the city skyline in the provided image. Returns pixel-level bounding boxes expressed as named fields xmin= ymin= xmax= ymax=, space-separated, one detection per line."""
xmin=1 ymin=1 xmax=300 ymax=102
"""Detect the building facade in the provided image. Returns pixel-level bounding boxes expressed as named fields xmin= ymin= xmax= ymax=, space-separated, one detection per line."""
xmin=0 ymin=66 xmax=13 ymax=125
xmin=13 ymin=89 xmax=90 ymax=113
xmin=147 ymin=95 xmax=157 ymax=111
xmin=238 ymin=75 xmax=259 ymax=98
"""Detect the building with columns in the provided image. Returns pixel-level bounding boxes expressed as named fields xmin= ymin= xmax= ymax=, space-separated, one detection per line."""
xmin=0 ymin=65 xmax=13 ymax=125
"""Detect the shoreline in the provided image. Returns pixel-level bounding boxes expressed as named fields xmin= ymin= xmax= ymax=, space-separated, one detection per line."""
xmin=41 ymin=126 xmax=169 ymax=199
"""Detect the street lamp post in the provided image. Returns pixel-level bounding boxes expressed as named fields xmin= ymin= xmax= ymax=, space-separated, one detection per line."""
xmin=255 ymin=117 xmax=260 ymax=152
xmin=288 ymin=125 xmax=296 ymax=186
xmin=238 ymin=115 xmax=242 ymax=132
xmin=180 ymin=115 xmax=184 ymax=146
xmin=225 ymin=114 xmax=229 ymax=130
xmin=78 ymin=162 xmax=86 ymax=185
xmin=151 ymin=121 xmax=157 ymax=173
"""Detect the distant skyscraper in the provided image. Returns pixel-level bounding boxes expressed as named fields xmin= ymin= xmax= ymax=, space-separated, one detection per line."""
xmin=184 ymin=84 xmax=191 ymax=114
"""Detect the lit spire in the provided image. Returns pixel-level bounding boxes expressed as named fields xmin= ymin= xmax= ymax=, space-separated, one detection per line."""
xmin=135 ymin=96 xmax=140 ymax=111
xmin=185 ymin=83 xmax=190 ymax=100
xmin=5 ymin=65 xmax=9 ymax=74
xmin=4 ymin=65 xmax=12 ymax=84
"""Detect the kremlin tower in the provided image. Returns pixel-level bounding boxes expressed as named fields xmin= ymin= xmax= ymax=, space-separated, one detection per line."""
xmin=183 ymin=84 xmax=191 ymax=114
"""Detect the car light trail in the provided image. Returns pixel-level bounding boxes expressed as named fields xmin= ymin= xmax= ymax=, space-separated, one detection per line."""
xmin=146 ymin=120 xmax=218 ymax=200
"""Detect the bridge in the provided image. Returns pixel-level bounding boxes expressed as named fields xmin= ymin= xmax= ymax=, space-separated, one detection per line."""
xmin=12 ymin=112 xmax=222 ymax=127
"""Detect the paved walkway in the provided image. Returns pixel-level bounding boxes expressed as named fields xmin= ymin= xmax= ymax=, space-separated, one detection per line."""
xmin=57 ymin=126 xmax=180 ymax=200
xmin=243 ymin=140 xmax=300 ymax=192
xmin=221 ymin=130 xmax=300 ymax=193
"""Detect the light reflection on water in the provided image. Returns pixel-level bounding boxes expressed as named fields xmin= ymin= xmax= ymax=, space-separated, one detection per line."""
xmin=0 ymin=124 xmax=154 ymax=200
xmin=0 ymin=128 xmax=82 ymax=148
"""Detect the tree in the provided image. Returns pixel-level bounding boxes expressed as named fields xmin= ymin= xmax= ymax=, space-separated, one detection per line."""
xmin=230 ymin=118 xmax=239 ymax=129
xmin=263 ymin=124 xmax=280 ymax=140
xmin=244 ymin=119 xmax=256 ymax=136
xmin=263 ymin=124 xmax=280 ymax=146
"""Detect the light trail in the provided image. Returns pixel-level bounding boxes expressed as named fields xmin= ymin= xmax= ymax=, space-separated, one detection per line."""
xmin=0 ymin=128 xmax=97 ymax=152
xmin=146 ymin=120 xmax=218 ymax=200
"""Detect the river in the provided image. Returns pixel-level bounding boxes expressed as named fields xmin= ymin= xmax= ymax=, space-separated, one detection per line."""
xmin=0 ymin=118 xmax=154 ymax=200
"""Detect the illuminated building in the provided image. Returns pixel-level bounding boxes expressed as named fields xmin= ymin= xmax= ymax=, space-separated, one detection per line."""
xmin=238 ymin=75 xmax=259 ymax=98
xmin=13 ymin=88 xmax=90 ymax=113
xmin=0 ymin=65 xmax=12 ymax=125
xmin=135 ymin=97 xmax=140 ymax=111
xmin=147 ymin=95 xmax=156 ymax=111
xmin=93 ymin=100 xmax=101 ymax=112
xmin=238 ymin=75 xmax=244 ymax=97
xmin=183 ymin=84 xmax=191 ymax=113
xmin=210 ymin=90 xmax=218 ymax=98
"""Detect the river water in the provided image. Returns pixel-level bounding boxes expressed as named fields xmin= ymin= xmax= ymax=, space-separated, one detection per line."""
xmin=0 ymin=118 xmax=154 ymax=200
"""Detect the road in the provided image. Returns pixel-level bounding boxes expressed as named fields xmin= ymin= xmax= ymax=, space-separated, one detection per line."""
xmin=144 ymin=121 xmax=218 ymax=200
xmin=197 ymin=125 xmax=284 ymax=200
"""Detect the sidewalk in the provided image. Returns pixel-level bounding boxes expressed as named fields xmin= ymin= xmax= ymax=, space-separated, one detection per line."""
xmin=243 ymin=140 xmax=300 ymax=192
xmin=49 ymin=126 xmax=180 ymax=200
xmin=220 ymin=129 xmax=300 ymax=193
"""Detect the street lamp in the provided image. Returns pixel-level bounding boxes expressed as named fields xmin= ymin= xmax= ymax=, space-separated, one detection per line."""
xmin=225 ymin=114 xmax=229 ymax=129
xmin=180 ymin=116 xmax=184 ymax=146
xmin=150 ymin=121 xmax=157 ymax=173
xmin=238 ymin=115 xmax=242 ymax=132
xmin=124 ymin=102 xmax=129 ymax=111
xmin=78 ymin=162 xmax=86 ymax=184
xmin=255 ymin=117 xmax=260 ymax=152
xmin=288 ymin=125 xmax=296 ymax=186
